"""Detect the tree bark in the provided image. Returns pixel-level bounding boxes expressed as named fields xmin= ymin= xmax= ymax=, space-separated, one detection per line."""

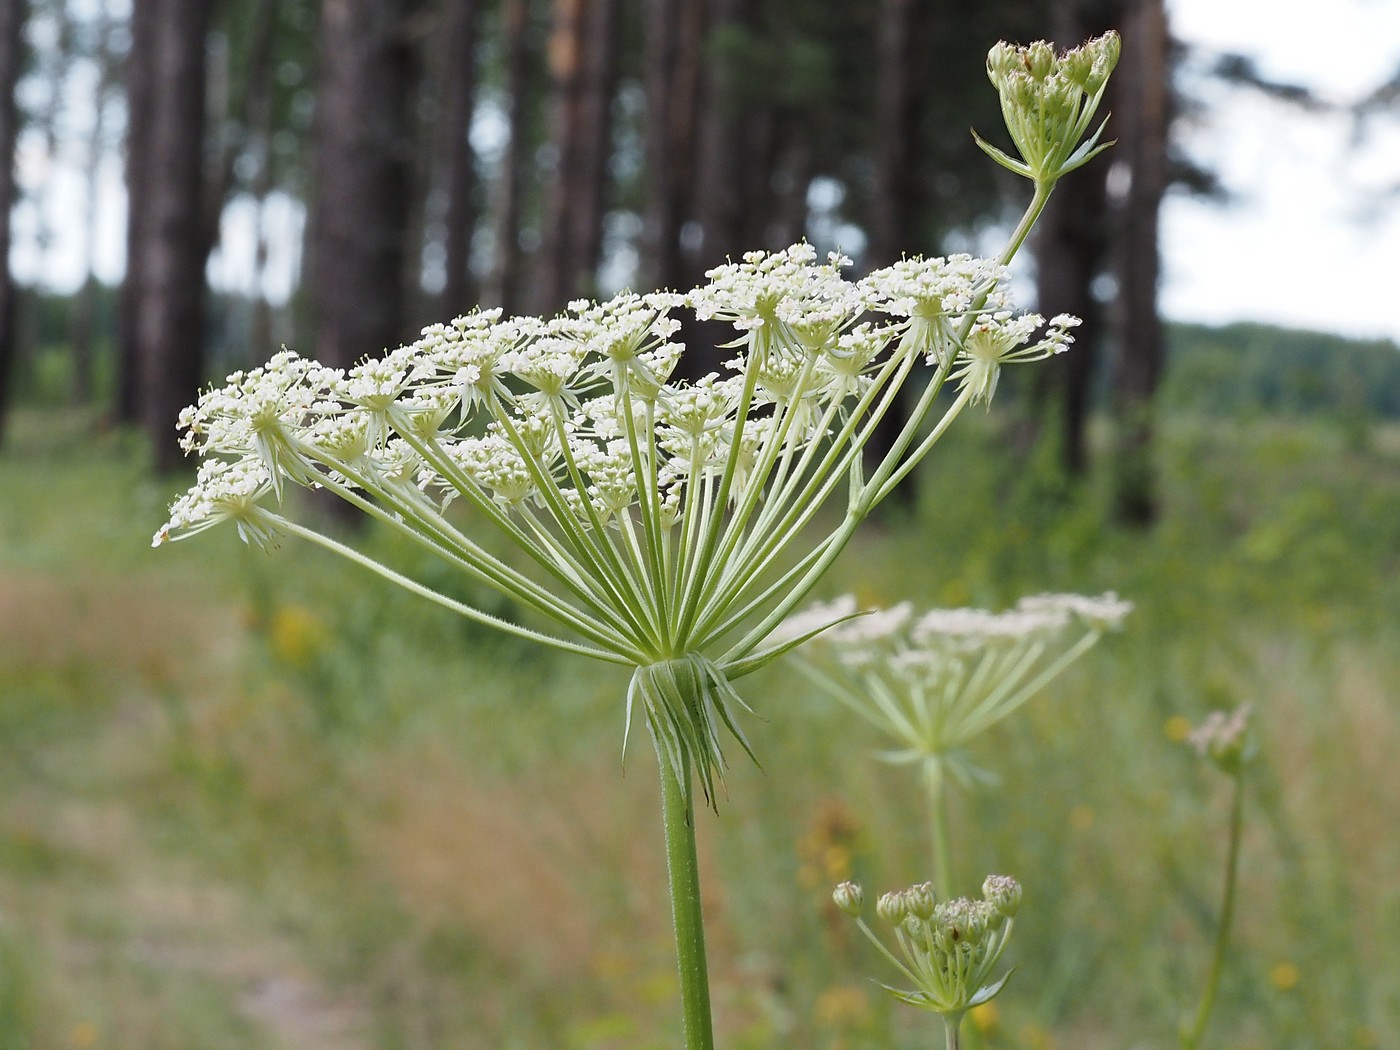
xmin=1034 ymin=157 xmax=1110 ymax=476
xmin=245 ymin=0 xmax=280 ymax=363
xmin=117 ymin=0 xmax=156 ymax=425
xmin=131 ymin=0 xmax=214 ymax=472
xmin=434 ymin=0 xmax=482 ymax=319
xmin=310 ymin=0 xmax=419 ymax=371
xmin=692 ymin=0 xmax=749 ymax=269
xmin=1111 ymin=0 xmax=1169 ymax=526
xmin=642 ymin=0 xmax=705 ymax=294
xmin=539 ymin=0 xmax=618 ymax=312
xmin=1031 ymin=0 xmax=1121 ymax=479
xmin=0 ymin=0 xmax=25 ymax=446
xmin=867 ymin=0 xmax=917 ymax=271
xmin=486 ymin=0 xmax=533 ymax=313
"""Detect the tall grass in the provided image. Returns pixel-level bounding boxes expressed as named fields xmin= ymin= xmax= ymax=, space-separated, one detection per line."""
xmin=2 ymin=407 xmax=1397 ymax=1048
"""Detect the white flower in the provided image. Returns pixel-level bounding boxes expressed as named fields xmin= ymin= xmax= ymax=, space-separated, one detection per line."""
xmin=1016 ymin=590 xmax=1132 ymax=630
xmin=153 ymin=458 xmax=281 ymax=551
xmin=792 ymin=592 xmax=1129 ymax=769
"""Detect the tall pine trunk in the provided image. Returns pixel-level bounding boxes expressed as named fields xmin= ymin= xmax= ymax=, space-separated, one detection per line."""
xmin=1031 ymin=0 xmax=1120 ymax=478
xmin=487 ymin=0 xmax=533 ymax=313
xmin=1034 ymin=159 xmax=1110 ymax=477
xmin=0 ymin=0 xmax=23 ymax=446
xmin=539 ymin=0 xmax=618 ymax=312
xmin=132 ymin=0 xmax=214 ymax=472
xmin=693 ymin=0 xmax=750 ymax=268
xmin=117 ymin=0 xmax=155 ymax=426
xmin=867 ymin=0 xmax=917 ymax=271
xmin=642 ymin=0 xmax=705 ymax=295
xmin=860 ymin=0 xmax=919 ymax=490
xmin=1111 ymin=0 xmax=1168 ymax=526
xmin=435 ymin=0 xmax=482 ymax=319
xmin=310 ymin=0 xmax=418 ymax=371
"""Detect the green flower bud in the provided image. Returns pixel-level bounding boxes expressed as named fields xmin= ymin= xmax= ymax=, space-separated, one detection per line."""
xmin=986 ymin=41 xmax=1020 ymax=85
xmin=1025 ymin=40 xmax=1055 ymax=80
xmin=1091 ymin=31 xmax=1121 ymax=80
xmin=982 ymin=874 xmax=1023 ymax=918
xmin=832 ymin=881 xmax=864 ymax=917
xmin=905 ymin=881 xmax=937 ymax=921
xmin=877 ymin=890 xmax=908 ymax=925
xmin=1063 ymin=47 xmax=1096 ymax=89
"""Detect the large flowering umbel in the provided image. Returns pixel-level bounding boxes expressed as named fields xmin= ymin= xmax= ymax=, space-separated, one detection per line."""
xmin=779 ymin=592 xmax=1131 ymax=792
xmin=155 ymin=247 xmax=1078 ymax=802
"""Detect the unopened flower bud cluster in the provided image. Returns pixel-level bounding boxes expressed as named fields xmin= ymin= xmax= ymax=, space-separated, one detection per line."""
xmin=834 ymin=874 xmax=1022 ymax=1017
xmin=980 ymin=33 xmax=1120 ymax=183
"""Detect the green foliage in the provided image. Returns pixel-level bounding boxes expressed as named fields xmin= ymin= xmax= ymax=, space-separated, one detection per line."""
xmin=1164 ymin=321 xmax=1400 ymax=421
xmin=5 ymin=406 xmax=1400 ymax=1047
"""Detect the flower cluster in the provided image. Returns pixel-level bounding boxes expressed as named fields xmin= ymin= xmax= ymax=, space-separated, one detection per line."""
xmin=782 ymin=592 xmax=1131 ymax=789
xmin=1186 ymin=704 xmax=1257 ymax=776
xmin=834 ymin=874 xmax=1022 ymax=1020
xmin=978 ymin=32 xmax=1120 ymax=183
xmin=155 ymin=245 xmax=1079 ymax=802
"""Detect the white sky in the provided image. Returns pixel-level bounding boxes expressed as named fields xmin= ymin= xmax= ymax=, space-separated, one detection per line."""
xmin=8 ymin=0 xmax=1400 ymax=342
xmin=1162 ymin=0 xmax=1400 ymax=340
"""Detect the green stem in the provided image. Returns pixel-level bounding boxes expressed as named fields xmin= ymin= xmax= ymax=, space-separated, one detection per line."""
xmin=1180 ymin=773 xmax=1246 ymax=1050
xmin=925 ymin=762 xmax=956 ymax=898
xmin=944 ymin=1012 xmax=963 ymax=1050
xmin=999 ymin=180 xmax=1054 ymax=268
xmin=658 ymin=752 xmax=716 ymax=1050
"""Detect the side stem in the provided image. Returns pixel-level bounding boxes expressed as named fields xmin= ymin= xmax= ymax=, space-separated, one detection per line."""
xmin=658 ymin=752 xmax=716 ymax=1050
xmin=1180 ymin=773 xmax=1245 ymax=1049
xmin=925 ymin=761 xmax=956 ymax=898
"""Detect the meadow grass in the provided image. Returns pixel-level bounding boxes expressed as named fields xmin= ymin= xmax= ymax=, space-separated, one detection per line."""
xmin=2 ymin=406 xmax=1398 ymax=1048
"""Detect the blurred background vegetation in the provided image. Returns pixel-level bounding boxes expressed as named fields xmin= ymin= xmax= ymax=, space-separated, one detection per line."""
xmin=1 ymin=0 xmax=1399 ymax=1047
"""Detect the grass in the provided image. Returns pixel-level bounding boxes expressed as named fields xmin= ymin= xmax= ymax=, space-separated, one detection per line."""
xmin=2 ymin=405 xmax=1398 ymax=1048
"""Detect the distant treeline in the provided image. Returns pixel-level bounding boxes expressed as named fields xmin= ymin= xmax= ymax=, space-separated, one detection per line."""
xmin=1162 ymin=322 xmax=1400 ymax=419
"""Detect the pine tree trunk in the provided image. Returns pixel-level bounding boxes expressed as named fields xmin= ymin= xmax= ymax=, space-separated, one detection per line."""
xmin=858 ymin=0 xmax=920 ymax=491
xmin=1035 ymin=159 xmax=1110 ymax=477
xmin=310 ymin=0 xmax=418 ymax=371
xmin=868 ymin=0 xmax=917 ymax=271
xmin=1111 ymin=0 xmax=1168 ymax=526
xmin=133 ymin=0 xmax=214 ymax=473
xmin=693 ymin=0 xmax=750 ymax=268
xmin=0 ymin=0 xmax=24 ymax=446
xmin=435 ymin=0 xmax=482 ymax=319
xmin=117 ymin=0 xmax=155 ymax=425
xmin=540 ymin=0 xmax=618 ymax=311
xmin=487 ymin=0 xmax=533 ymax=313
xmin=245 ymin=0 xmax=279 ymax=364
xmin=642 ymin=0 xmax=705 ymax=294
